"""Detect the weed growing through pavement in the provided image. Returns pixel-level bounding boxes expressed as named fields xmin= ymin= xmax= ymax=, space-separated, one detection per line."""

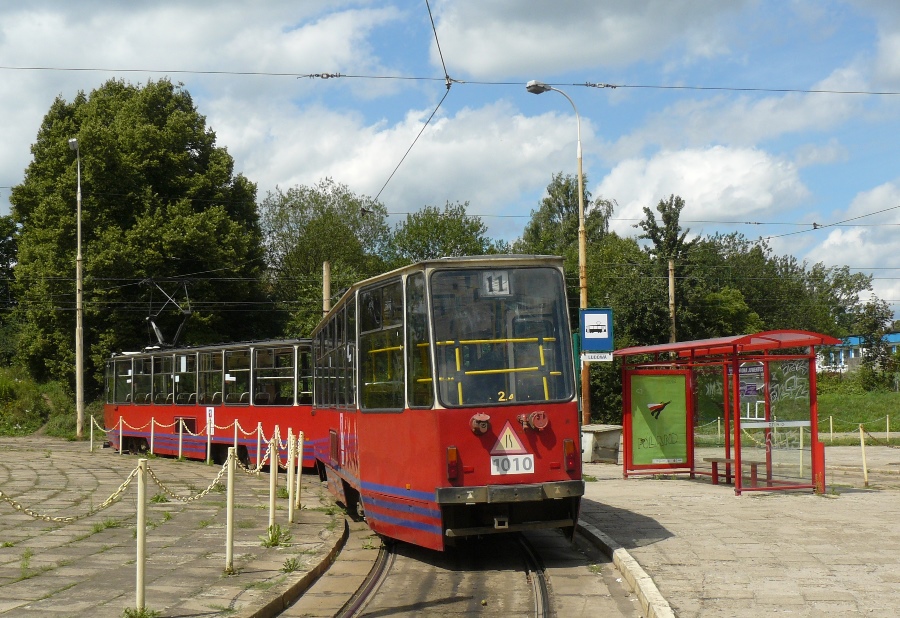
xmin=150 ymin=493 xmax=168 ymax=504
xmin=91 ymin=518 xmax=120 ymax=534
xmin=20 ymin=548 xmax=33 ymax=578
xmin=277 ymin=487 xmax=290 ymax=499
xmin=281 ymin=557 xmax=303 ymax=572
xmin=259 ymin=524 xmax=292 ymax=547
xmin=584 ymin=474 xmax=598 ymax=482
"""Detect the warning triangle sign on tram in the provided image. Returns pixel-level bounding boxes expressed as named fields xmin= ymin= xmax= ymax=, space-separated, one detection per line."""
xmin=490 ymin=421 xmax=528 ymax=455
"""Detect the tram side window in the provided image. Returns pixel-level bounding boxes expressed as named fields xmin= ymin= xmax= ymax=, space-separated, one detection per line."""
xmin=175 ymin=353 xmax=197 ymax=405
xmin=254 ymin=347 xmax=294 ymax=405
xmin=298 ymin=345 xmax=313 ymax=405
xmin=112 ymin=359 xmax=133 ymax=404
xmin=360 ymin=281 xmax=404 ymax=411
xmin=314 ymin=331 xmax=326 ymax=407
xmin=152 ymin=355 xmax=175 ymax=404
xmin=345 ymin=299 xmax=356 ymax=407
xmin=224 ymin=350 xmax=250 ymax=404
xmin=198 ymin=352 xmax=223 ymax=405
xmin=406 ymin=272 xmax=433 ymax=408
xmin=133 ymin=358 xmax=152 ymax=404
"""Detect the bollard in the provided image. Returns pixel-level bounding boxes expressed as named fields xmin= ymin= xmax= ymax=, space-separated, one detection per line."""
xmin=717 ymin=417 xmax=721 ymax=443
xmin=206 ymin=417 xmax=213 ymax=465
xmin=257 ymin=422 xmax=263 ymax=467
xmin=859 ymin=424 xmax=869 ymax=488
xmin=119 ymin=416 xmax=124 ymax=455
xmin=225 ymin=447 xmax=235 ymax=573
xmin=295 ymin=432 xmax=304 ymax=510
xmin=178 ymin=419 xmax=184 ymax=460
xmin=150 ymin=417 xmax=155 ymax=454
xmin=269 ymin=438 xmax=277 ymax=529
xmin=136 ymin=459 xmax=147 ymax=611
xmin=89 ymin=415 xmax=95 ymax=453
xmin=829 ymin=416 xmax=833 ymax=443
xmin=233 ymin=422 xmax=239 ymax=454
xmin=287 ymin=429 xmax=296 ymax=524
xmin=888 ymin=415 xmax=891 ymax=444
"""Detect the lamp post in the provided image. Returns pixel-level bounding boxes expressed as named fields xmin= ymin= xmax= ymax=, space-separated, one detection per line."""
xmin=526 ymin=80 xmax=591 ymax=426
xmin=68 ymin=137 xmax=84 ymax=439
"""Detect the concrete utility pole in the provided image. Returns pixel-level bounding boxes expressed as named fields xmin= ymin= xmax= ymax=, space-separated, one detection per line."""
xmin=668 ymin=258 xmax=676 ymax=343
xmin=68 ymin=137 xmax=84 ymax=439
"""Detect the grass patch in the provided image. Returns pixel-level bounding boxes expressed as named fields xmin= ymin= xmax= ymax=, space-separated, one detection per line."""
xmin=122 ymin=607 xmax=161 ymax=618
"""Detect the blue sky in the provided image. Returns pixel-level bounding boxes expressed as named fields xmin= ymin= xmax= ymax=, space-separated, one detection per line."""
xmin=2 ymin=1 xmax=900 ymax=313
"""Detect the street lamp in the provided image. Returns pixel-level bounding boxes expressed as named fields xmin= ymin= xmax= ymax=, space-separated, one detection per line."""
xmin=526 ymin=80 xmax=591 ymax=426
xmin=68 ymin=137 xmax=84 ymax=439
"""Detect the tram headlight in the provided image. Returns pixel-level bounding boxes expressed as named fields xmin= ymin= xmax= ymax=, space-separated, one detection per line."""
xmin=447 ymin=445 xmax=460 ymax=480
xmin=563 ymin=439 xmax=577 ymax=472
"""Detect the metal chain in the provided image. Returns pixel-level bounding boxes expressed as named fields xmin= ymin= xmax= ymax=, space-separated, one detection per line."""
xmin=145 ymin=458 xmax=230 ymax=502
xmin=862 ymin=427 xmax=900 ymax=449
xmin=0 ymin=466 xmax=140 ymax=523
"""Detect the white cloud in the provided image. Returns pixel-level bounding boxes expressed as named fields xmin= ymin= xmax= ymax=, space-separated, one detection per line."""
xmin=597 ymin=146 xmax=810 ymax=235
xmin=430 ymin=0 xmax=749 ymax=78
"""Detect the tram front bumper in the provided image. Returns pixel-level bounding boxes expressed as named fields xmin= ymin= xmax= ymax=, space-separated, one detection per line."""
xmin=435 ymin=479 xmax=584 ymax=505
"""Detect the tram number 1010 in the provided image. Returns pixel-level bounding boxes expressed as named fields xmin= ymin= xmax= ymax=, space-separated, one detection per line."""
xmin=490 ymin=454 xmax=535 ymax=475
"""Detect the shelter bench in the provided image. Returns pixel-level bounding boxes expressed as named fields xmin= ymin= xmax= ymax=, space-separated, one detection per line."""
xmin=703 ymin=457 xmax=766 ymax=487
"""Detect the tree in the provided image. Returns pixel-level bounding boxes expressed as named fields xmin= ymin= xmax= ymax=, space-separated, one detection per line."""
xmin=854 ymin=297 xmax=894 ymax=390
xmin=388 ymin=201 xmax=502 ymax=266
xmin=10 ymin=78 xmax=268 ymax=393
xmin=515 ymin=172 xmax=613 ymax=256
xmin=258 ymin=179 xmax=391 ymax=336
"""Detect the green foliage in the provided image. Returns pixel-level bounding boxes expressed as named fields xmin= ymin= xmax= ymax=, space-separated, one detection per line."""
xmin=514 ymin=171 xmax=612 ymax=256
xmin=10 ymin=78 xmax=269 ymax=396
xmin=635 ymin=194 xmax=693 ymax=260
xmin=281 ymin=557 xmax=303 ymax=573
xmin=388 ymin=201 xmax=502 ymax=266
xmin=0 ymin=367 xmax=55 ymax=435
xmin=258 ymin=179 xmax=390 ymax=337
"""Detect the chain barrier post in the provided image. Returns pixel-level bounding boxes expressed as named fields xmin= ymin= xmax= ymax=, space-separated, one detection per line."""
xmin=136 ymin=458 xmax=147 ymax=611
xmin=233 ymin=421 xmax=239 ymax=454
xmin=89 ymin=415 xmax=95 ymax=453
xmin=269 ymin=438 xmax=277 ymax=529
xmin=257 ymin=422 xmax=263 ymax=466
xmin=829 ymin=416 xmax=833 ymax=443
xmin=178 ymin=418 xmax=184 ymax=460
xmin=206 ymin=415 xmax=212 ymax=466
xmin=287 ymin=428 xmax=296 ymax=524
xmin=295 ymin=431 xmax=304 ymax=510
xmin=888 ymin=415 xmax=891 ymax=444
xmin=225 ymin=447 xmax=235 ymax=573
xmin=150 ymin=417 xmax=155 ymax=455
xmin=859 ymin=424 xmax=869 ymax=488
xmin=119 ymin=416 xmax=124 ymax=454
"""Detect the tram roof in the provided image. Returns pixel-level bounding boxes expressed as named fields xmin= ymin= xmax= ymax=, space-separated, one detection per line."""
xmin=109 ymin=338 xmax=309 ymax=359
xmin=613 ymin=330 xmax=842 ymax=360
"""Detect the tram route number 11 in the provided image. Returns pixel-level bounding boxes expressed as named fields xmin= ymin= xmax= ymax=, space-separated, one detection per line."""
xmin=490 ymin=454 xmax=535 ymax=475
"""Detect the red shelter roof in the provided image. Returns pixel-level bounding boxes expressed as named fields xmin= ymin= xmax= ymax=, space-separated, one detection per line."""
xmin=614 ymin=329 xmax=842 ymax=360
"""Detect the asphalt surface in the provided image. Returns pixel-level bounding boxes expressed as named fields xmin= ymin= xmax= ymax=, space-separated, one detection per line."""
xmin=1 ymin=436 xmax=898 ymax=617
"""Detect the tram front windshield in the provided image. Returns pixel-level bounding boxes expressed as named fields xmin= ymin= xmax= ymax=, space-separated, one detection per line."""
xmin=431 ymin=267 xmax=574 ymax=407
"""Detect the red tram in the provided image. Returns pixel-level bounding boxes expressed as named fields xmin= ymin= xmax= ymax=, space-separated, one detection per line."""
xmin=103 ymin=340 xmax=325 ymax=467
xmin=312 ymin=255 xmax=584 ymax=551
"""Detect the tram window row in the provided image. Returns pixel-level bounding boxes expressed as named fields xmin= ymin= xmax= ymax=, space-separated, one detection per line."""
xmin=105 ymin=342 xmax=313 ymax=406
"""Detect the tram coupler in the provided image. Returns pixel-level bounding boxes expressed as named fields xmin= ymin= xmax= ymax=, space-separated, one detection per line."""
xmin=470 ymin=413 xmax=491 ymax=435
xmin=494 ymin=516 xmax=509 ymax=530
xmin=517 ymin=411 xmax=549 ymax=431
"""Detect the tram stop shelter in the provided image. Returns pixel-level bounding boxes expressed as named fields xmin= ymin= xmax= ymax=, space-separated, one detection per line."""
xmin=613 ymin=330 xmax=841 ymax=495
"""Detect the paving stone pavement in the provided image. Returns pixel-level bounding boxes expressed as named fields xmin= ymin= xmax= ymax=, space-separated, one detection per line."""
xmin=2 ymin=435 xmax=898 ymax=617
xmin=579 ymin=445 xmax=900 ymax=617
xmin=0 ymin=436 xmax=344 ymax=618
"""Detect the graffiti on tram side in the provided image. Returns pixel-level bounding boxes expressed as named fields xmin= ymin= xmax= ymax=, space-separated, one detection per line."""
xmin=629 ymin=372 xmax=689 ymax=466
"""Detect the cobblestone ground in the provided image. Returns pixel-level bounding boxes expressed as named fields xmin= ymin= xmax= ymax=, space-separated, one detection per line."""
xmin=0 ymin=436 xmax=340 ymax=618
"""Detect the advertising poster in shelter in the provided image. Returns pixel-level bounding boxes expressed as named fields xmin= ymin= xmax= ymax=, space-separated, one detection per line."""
xmin=628 ymin=372 xmax=690 ymax=467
